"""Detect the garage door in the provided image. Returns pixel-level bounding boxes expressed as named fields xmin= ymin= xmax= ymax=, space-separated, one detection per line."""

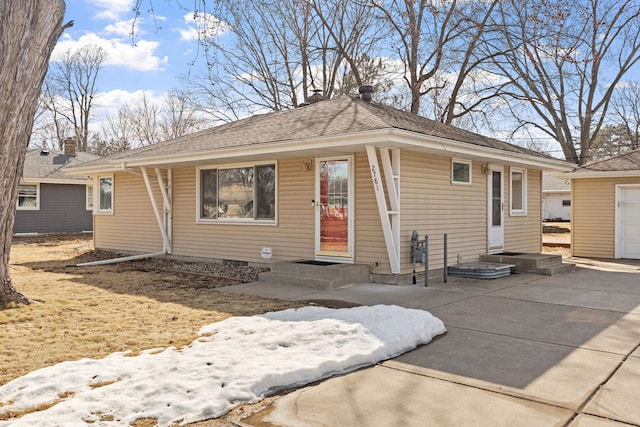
xmin=617 ymin=185 xmax=640 ymax=259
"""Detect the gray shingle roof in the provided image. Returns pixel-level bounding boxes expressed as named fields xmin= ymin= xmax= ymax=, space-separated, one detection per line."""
xmin=22 ymin=149 xmax=101 ymax=181
xmin=569 ymin=149 xmax=640 ymax=173
xmin=71 ymin=95 xmax=554 ymax=170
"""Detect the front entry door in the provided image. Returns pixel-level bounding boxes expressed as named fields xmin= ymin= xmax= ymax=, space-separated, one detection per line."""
xmin=488 ymin=166 xmax=504 ymax=254
xmin=316 ymin=156 xmax=354 ymax=261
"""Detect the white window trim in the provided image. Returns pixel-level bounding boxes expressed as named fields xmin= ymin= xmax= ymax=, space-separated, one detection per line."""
xmin=17 ymin=182 xmax=40 ymax=210
xmin=510 ymin=168 xmax=527 ymax=215
xmin=86 ymin=184 xmax=94 ymax=210
xmin=95 ymin=174 xmax=114 ymax=215
xmin=196 ymin=161 xmax=278 ymax=225
xmin=451 ymin=159 xmax=472 ymax=185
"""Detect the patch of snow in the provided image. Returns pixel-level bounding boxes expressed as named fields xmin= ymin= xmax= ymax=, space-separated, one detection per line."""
xmin=0 ymin=305 xmax=445 ymax=426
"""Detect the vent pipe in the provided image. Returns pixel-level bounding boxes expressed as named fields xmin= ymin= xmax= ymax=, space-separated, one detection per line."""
xmin=307 ymin=89 xmax=326 ymax=104
xmin=359 ymin=85 xmax=374 ymax=102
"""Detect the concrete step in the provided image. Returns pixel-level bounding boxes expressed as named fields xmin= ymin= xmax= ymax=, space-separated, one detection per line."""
xmin=259 ymin=261 xmax=370 ymax=290
xmin=479 ymin=253 xmax=574 ymax=276
xmin=258 ymin=271 xmax=345 ymax=290
xmin=534 ymin=263 xmax=576 ymax=276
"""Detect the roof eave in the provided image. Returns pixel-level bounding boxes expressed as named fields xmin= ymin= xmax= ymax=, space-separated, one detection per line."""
xmin=64 ymin=127 xmax=575 ymax=173
xmin=560 ymin=170 xmax=640 ymax=179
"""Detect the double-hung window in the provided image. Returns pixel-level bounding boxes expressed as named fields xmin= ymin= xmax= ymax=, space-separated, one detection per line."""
xmin=198 ymin=163 xmax=276 ymax=222
xmin=96 ymin=175 xmax=113 ymax=214
xmin=17 ymin=183 xmax=39 ymax=210
xmin=510 ymin=168 xmax=527 ymax=215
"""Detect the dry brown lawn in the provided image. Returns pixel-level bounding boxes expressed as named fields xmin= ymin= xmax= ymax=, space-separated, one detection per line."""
xmin=2 ymin=235 xmax=302 ymax=425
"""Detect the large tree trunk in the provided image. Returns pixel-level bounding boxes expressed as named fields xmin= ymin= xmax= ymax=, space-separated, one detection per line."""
xmin=0 ymin=0 xmax=67 ymax=308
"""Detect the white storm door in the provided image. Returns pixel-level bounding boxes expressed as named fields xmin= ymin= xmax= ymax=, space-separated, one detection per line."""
xmin=315 ymin=156 xmax=354 ymax=261
xmin=488 ymin=166 xmax=504 ymax=254
xmin=616 ymin=185 xmax=640 ymax=259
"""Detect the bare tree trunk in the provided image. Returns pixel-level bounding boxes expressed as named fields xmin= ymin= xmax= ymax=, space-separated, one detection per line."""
xmin=0 ymin=0 xmax=67 ymax=308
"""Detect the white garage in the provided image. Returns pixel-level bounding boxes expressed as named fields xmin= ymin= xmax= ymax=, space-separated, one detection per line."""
xmin=617 ymin=185 xmax=640 ymax=259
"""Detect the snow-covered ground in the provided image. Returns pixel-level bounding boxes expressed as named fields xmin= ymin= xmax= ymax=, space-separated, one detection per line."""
xmin=0 ymin=304 xmax=446 ymax=426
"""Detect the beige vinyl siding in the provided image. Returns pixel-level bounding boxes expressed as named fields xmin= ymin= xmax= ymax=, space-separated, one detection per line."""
xmin=94 ymin=172 xmax=163 ymax=252
xmin=572 ymin=177 xmax=640 ymax=258
xmin=504 ymin=169 xmax=542 ymax=253
xmin=171 ymin=158 xmax=316 ymax=263
xmin=399 ymin=152 xmax=487 ymax=273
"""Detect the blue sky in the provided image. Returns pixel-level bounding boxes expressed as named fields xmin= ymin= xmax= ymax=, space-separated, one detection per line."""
xmin=59 ymin=0 xmax=206 ymax=116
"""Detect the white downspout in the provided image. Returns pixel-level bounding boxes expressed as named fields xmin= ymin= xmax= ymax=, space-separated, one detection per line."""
xmin=75 ymin=251 xmax=166 ymax=267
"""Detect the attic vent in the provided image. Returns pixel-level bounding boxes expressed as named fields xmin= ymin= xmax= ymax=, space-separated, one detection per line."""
xmin=40 ymin=149 xmax=50 ymax=156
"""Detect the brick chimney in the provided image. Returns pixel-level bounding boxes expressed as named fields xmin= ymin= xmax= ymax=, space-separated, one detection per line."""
xmin=359 ymin=85 xmax=374 ymax=102
xmin=64 ymin=138 xmax=77 ymax=157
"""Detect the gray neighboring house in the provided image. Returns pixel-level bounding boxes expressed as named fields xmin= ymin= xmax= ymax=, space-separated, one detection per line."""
xmin=14 ymin=140 xmax=101 ymax=235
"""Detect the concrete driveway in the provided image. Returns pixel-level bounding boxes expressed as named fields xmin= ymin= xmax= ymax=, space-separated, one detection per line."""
xmin=220 ymin=258 xmax=640 ymax=427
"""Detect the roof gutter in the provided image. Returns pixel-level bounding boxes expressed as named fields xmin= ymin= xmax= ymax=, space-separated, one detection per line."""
xmin=560 ymin=170 xmax=640 ymax=179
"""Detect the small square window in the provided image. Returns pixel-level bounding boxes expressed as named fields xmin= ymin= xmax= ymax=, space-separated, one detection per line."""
xmin=17 ymin=183 xmax=39 ymax=210
xmin=452 ymin=160 xmax=472 ymax=184
xmin=562 ymin=199 xmax=571 ymax=207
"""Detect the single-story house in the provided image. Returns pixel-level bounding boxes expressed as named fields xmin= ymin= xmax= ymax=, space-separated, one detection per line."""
xmin=542 ymin=172 xmax=571 ymax=221
xmin=14 ymin=139 xmax=100 ymax=235
xmin=562 ymin=149 xmax=640 ymax=260
xmin=65 ymin=89 xmax=572 ymax=283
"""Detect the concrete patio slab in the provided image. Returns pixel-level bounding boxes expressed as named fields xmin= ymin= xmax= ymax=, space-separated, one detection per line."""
xmin=386 ymin=327 xmax=622 ymax=410
xmin=583 ymin=357 xmax=640 ymax=425
xmin=428 ymin=295 xmax=640 ymax=354
xmin=536 ymin=264 xmax=640 ymax=295
xmin=568 ymin=414 xmax=632 ymax=426
xmin=255 ymin=365 xmax=573 ymax=427
xmin=489 ymin=283 xmax=640 ymax=314
xmin=224 ymin=260 xmax=640 ymax=427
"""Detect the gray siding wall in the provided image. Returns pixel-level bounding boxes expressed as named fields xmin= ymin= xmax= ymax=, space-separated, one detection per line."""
xmin=13 ymin=183 xmax=93 ymax=234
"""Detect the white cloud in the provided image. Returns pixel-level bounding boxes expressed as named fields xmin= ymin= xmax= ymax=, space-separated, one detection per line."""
xmin=178 ymin=12 xmax=229 ymax=42
xmin=88 ymin=0 xmax=135 ymax=20
xmin=102 ymin=18 xmax=139 ymax=37
xmin=53 ymin=33 xmax=168 ymax=72
xmin=92 ymin=89 xmax=164 ymax=123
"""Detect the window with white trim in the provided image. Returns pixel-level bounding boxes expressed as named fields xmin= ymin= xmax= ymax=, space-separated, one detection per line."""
xmin=97 ymin=175 xmax=113 ymax=213
xmin=17 ymin=183 xmax=39 ymax=210
xmin=198 ymin=163 xmax=276 ymax=222
xmin=86 ymin=184 xmax=94 ymax=210
xmin=451 ymin=159 xmax=472 ymax=185
xmin=510 ymin=168 xmax=527 ymax=215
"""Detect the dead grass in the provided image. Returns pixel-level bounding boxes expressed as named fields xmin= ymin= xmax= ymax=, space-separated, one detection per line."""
xmin=3 ymin=235 xmax=301 ymax=392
